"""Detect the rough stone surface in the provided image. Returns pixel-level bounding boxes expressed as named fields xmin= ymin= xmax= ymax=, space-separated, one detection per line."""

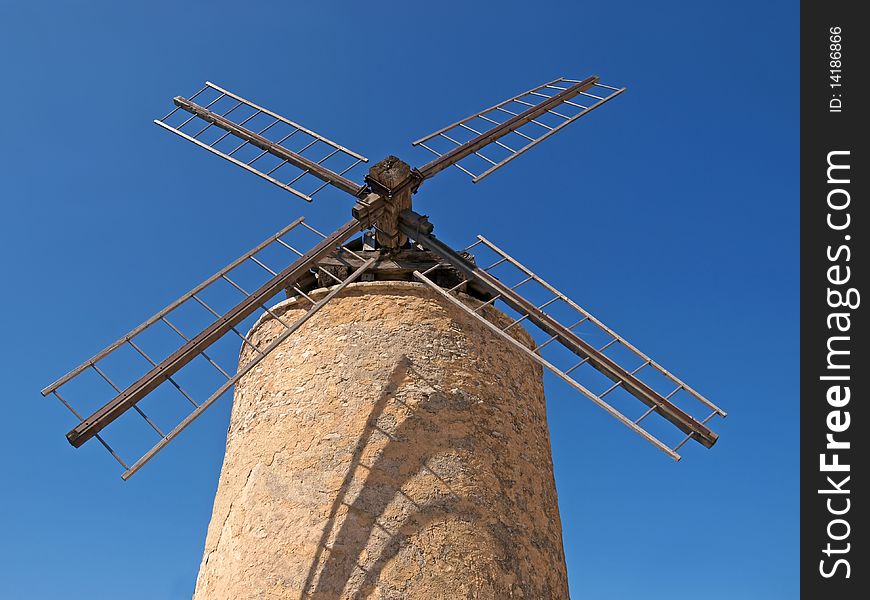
xmin=192 ymin=281 xmax=568 ymax=599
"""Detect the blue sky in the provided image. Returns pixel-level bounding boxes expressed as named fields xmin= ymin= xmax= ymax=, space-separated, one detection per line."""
xmin=0 ymin=1 xmax=798 ymax=598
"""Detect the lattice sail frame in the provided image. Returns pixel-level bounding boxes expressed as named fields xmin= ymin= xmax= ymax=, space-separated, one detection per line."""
xmin=42 ymin=219 xmax=374 ymax=479
xmin=413 ymin=76 xmax=625 ymax=183
xmin=406 ymin=230 xmax=726 ymax=460
xmin=155 ymin=82 xmax=369 ymax=202
xmin=44 ymin=72 xmax=725 ymax=478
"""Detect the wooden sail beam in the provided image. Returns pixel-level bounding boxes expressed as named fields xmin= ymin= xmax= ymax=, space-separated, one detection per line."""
xmin=399 ymin=213 xmax=718 ymax=449
xmin=66 ymin=218 xmax=366 ymax=448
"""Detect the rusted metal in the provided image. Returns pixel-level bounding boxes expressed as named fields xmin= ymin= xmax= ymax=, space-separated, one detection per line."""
xmin=398 ymin=209 xmax=434 ymax=236
xmin=172 ymin=96 xmax=367 ymax=198
xmin=66 ymin=218 xmax=364 ymax=449
xmin=399 ymin=216 xmax=718 ymax=449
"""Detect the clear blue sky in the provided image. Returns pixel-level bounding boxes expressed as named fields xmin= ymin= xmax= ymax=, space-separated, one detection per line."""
xmin=0 ymin=2 xmax=798 ymax=598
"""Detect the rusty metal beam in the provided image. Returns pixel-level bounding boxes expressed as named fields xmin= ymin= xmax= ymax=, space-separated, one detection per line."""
xmin=66 ymin=218 xmax=365 ymax=449
xmin=173 ymin=96 xmax=367 ymax=198
xmin=399 ymin=216 xmax=718 ymax=449
xmin=416 ymin=76 xmax=599 ymax=181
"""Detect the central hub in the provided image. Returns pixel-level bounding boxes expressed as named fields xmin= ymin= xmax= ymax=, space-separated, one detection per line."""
xmin=366 ymin=155 xmax=415 ymax=249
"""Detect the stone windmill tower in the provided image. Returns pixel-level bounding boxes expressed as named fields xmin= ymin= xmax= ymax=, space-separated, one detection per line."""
xmin=43 ymin=77 xmax=726 ymax=599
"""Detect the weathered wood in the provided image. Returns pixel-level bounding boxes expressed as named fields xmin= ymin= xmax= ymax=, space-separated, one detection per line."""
xmin=173 ymin=96 xmax=367 ymax=198
xmin=289 ymin=246 xmax=491 ymax=302
xmin=316 ymin=250 xmax=438 ymax=271
xmin=351 ymin=192 xmax=386 ymax=228
xmin=417 ymin=76 xmax=598 ymax=181
xmin=67 ymin=219 xmax=364 ymax=448
xmin=400 ymin=217 xmax=718 ymax=449
xmin=366 ymin=156 xmax=413 ymax=248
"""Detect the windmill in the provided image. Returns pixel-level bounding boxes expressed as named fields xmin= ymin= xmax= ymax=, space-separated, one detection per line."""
xmin=42 ymin=75 xmax=727 ymax=596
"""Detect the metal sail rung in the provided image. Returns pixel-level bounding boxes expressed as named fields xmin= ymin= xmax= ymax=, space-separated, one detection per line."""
xmin=42 ymin=218 xmax=369 ymax=478
xmin=413 ymin=269 xmax=679 ymax=460
xmin=120 ymin=255 xmax=377 ymax=480
xmin=42 ymin=218 xmax=309 ymax=398
xmin=63 ymin=219 xmax=363 ymax=451
xmin=155 ymin=82 xmax=368 ymax=202
xmin=413 ymin=76 xmax=625 ymax=183
xmin=400 ymin=219 xmax=725 ymax=459
xmin=474 ymin=235 xmax=727 ymax=420
xmin=51 ymin=388 xmax=130 ymax=469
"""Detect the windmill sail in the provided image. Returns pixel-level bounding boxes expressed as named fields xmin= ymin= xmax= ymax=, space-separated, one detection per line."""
xmin=402 ymin=220 xmax=725 ymax=460
xmin=156 ymin=82 xmax=368 ymax=201
xmin=413 ymin=76 xmax=625 ymax=183
xmin=43 ymin=218 xmax=374 ymax=478
xmin=44 ymin=72 xmax=726 ymax=480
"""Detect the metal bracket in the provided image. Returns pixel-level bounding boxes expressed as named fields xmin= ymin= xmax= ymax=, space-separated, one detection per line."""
xmin=399 ymin=209 xmax=434 ymax=237
xmin=363 ymin=170 xmax=424 ymax=199
xmin=363 ymin=174 xmax=392 ymax=198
